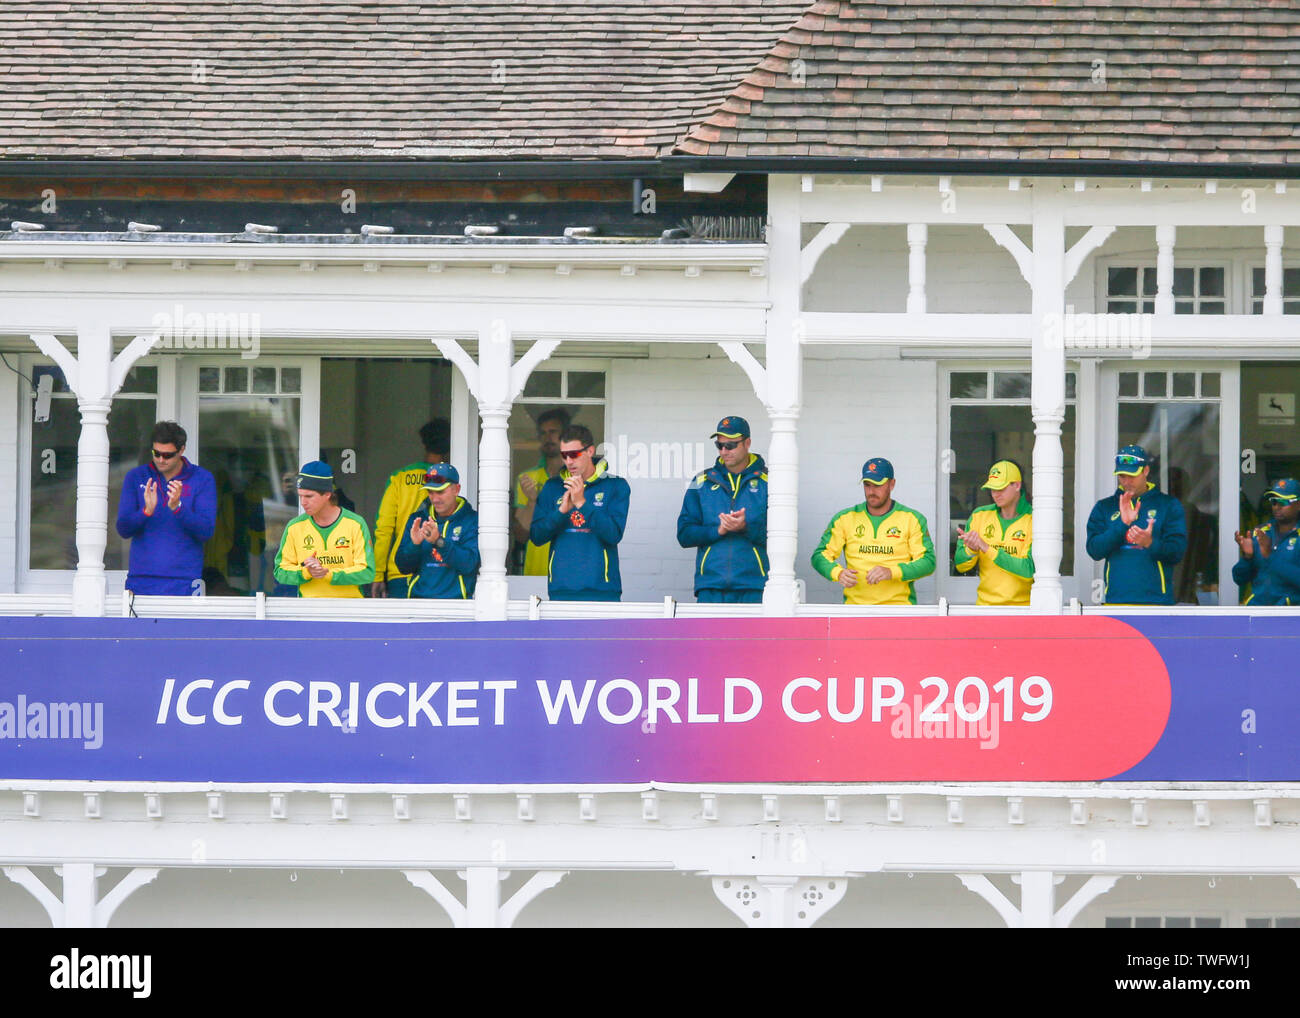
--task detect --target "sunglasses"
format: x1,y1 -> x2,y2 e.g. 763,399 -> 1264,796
151,448 -> 179,461
1115,455 -> 1145,466
715,441 -> 741,451
560,448 -> 590,460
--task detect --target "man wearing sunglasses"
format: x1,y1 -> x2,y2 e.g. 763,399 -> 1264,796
395,465 -> 480,599
676,415 -> 768,603
530,424 -> 630,601
1086,444 -> 1187,605
1232,478 -> 1300,606
115,421 -> 217,596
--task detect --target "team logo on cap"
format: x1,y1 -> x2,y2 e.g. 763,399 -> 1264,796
868,462 -> 878,471
721,418 -> 731,428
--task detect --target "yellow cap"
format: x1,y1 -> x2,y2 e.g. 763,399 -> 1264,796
982,460 -> 1022,491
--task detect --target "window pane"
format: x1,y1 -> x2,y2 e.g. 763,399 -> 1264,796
1285,267 -> 1300,296
223,366 -> 248,393
1108,267 -> 1137,297
199,366 -> 220,393
251,366 -> 277,394
1286,301 -> 1300,316
522,370 -> 561,399
1200,301 -> 1225,315
1135,917 -> 1160,929
1174,301 -> 1193,315
1141,300 -> 1155,314
1141,267 -> 1158,296
1065,372 -> 1077,401
993,372 -> 1031,399
1201,373 -> 1220,397
1193,917 -> 1222,928
1172,372 -> 1196,397
1164,916 -> 1191,928
949,372 -> 987,399
567,371 -> 605,399
1245,918 -> 1271,928
1104,917 -> 1132,928
1118,372 -> 1138,397
1173,267 -> 1194,296
1108,301 -> 1138,314
119,365 -> 157,394
199,396 -> 301,594
280,367 -> 301,394
1278,917 -> 1300,929
29,398 -> 157,570
1199,266 -> 1225,297
1144,373 -> 1167,397
1252,266 -> 1265,296
1251,300 -> 1264,316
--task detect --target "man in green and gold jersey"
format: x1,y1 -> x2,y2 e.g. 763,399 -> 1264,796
274,461 -> 376,598
954,460 -> 1034,606
812,457 -> 935,606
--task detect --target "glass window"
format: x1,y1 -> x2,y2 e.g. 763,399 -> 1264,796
1250,265 -> 1300,315
949,372 -> 987,399
522,370 -> 562,399
1108,263 -> 1228,314
1238,363 -> 1300,604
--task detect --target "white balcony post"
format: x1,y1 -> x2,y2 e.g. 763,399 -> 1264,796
1155,224 -> 1176,316
70,325 -> 113,617
906,223 -> 928,313
763,174 -> 804,617
474,321 -> 513,620
1029,190 -> 1066,613
1264,225 -> 1285,315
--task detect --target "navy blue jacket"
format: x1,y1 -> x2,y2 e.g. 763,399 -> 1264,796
676,454 -> 769,593
115,458 -> 217,581
394,497 -> 479,599
1232,522 -> 1300,606
1086,485 -> 1187,605
530,461 -> 630,600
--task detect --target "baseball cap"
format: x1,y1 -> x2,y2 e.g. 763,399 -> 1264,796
710,415 -> 750,440
424,464 -> 460,491
1114,445 -> 1151,476
982,460 -> 1022,491
861,458 -> 895,485
1266,478 -> 1300,504
296,460 -> 334,493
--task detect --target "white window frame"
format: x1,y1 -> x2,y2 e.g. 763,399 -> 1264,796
1097,258 -> 1231,315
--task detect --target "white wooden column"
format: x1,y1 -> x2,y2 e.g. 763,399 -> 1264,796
435,329 -> 558,620
906,223 -> 928,313
1264,225 -> 1285,315
1028,192 -> 1066,613
1155,224 -> 1176,315
32,325 -> 158,616
762,175 -> 804,617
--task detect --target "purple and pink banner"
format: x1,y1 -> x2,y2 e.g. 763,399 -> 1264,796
0,614 -> 1286,782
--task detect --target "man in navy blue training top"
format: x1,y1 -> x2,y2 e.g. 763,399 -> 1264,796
1085,444 -> 1187,605
115,421 -> 217,596
677,414 -> 768,604
1233,478 -> 1300,606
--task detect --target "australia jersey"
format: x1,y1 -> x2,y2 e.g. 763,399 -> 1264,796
274,508 -> 376,598
373,462 -> 432,583
954,497 -> 1034,606
812,501 -> 935,605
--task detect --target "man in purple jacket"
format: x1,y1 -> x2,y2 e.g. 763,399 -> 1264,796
115,421 -> 217,595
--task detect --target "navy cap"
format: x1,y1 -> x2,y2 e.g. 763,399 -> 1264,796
1266,478 -> 1300,504
861,457 -> 895,485
710,415 -> 750,440
296,460 -> 334,493
1114,445 -> 1151,476
423,464 -> 460,491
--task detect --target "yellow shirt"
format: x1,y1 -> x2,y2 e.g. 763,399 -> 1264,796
373,462 -> 430,582
954,497 -> 1034,606
812,501 -> 936,605
515,465 -> 553,576
274,508 -> 375,598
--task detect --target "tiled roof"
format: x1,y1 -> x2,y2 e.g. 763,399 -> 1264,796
676,0 -> 1300,165
0,0 -> 809,160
